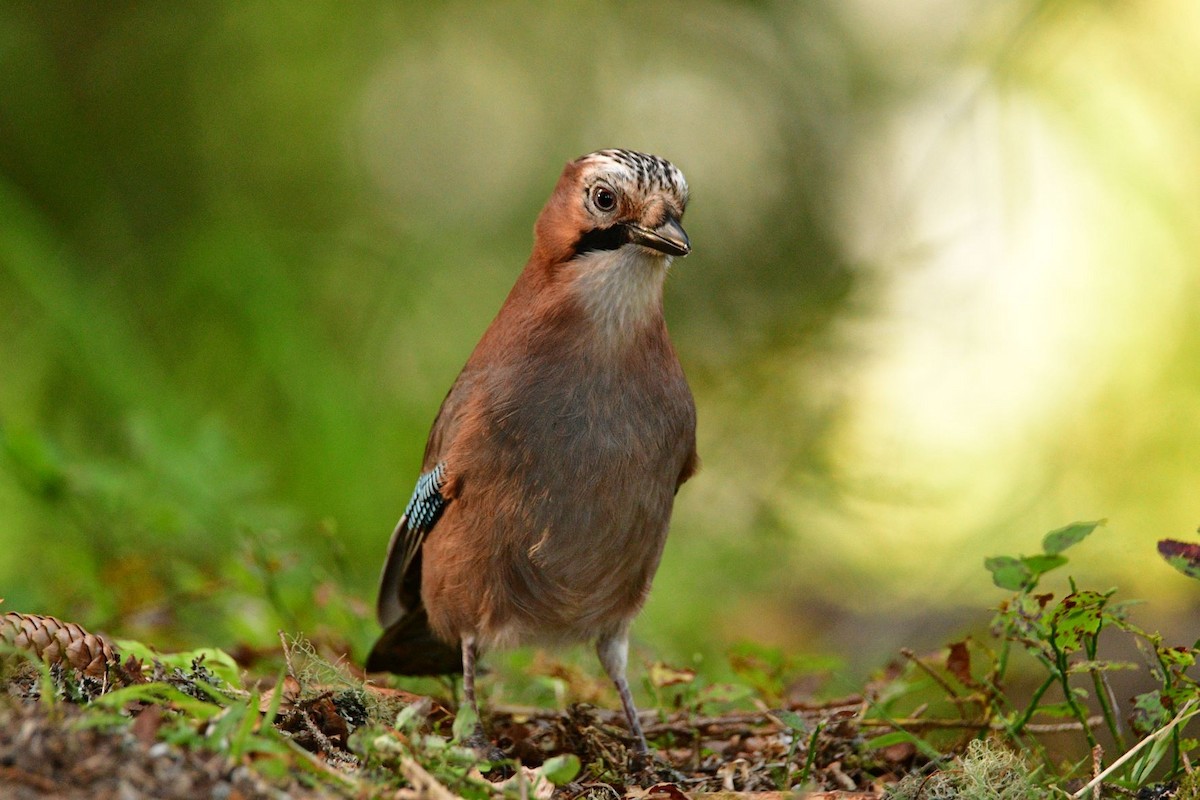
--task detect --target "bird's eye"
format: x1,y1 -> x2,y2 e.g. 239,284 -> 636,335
591,185 -> 617,212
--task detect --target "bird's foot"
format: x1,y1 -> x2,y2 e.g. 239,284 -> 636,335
629,748 -> 688,784
461,726 -> 510,768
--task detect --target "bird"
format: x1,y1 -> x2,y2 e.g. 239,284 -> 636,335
366,148 -> 698,756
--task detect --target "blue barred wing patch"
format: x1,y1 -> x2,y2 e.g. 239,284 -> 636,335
396,462 -> 447,579
404,462 -> 447,534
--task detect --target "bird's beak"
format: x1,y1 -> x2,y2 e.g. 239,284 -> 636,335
627,216 -> 690,257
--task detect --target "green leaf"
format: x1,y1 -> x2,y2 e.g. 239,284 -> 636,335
261,670 -> 286,729
1158,539 -> 1200,581
1130,690 -> 1170,737
540,754 -> 581,785
1050,591 -> 1107,653
451,703 -> 479,743
985,556 -> 1031,591
91,682 -> 224,719
773,709 -> 808,732
228,694 -> 262,760
864,731 -> 915,749
1042,520 -> 1104,555
1159,645 -> 1197,669
1021,553 -> 1067,576
394,703 -> 424,732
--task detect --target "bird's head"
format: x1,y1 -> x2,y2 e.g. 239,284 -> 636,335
533,149 -> 690,269
523,150 -> 691,344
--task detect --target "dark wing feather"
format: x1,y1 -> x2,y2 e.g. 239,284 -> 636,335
369,359 -> 475,675
374,462 -> 448,629
365,605 -> 461,675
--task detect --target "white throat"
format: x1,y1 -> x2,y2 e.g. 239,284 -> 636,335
566,246 -> 670,349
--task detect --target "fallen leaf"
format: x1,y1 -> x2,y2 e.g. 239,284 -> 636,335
945,641 -> 972,687
649,662 -> 697,688
645,782 -> 690,800
131,704 -> 163,748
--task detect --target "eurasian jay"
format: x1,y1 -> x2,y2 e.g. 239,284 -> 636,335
366,149 -> 697,755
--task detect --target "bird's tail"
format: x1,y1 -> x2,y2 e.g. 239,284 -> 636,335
365,606 -> 462,675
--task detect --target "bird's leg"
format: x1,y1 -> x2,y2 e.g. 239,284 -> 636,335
597,630 -> 649,755
459,635 -> 489,747
457,636 -> 509,767
462,635 -> 479,715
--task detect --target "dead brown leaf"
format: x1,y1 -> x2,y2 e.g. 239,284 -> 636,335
945,641 -> 973,688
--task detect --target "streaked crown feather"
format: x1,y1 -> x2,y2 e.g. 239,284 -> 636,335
574,149 -> 689,209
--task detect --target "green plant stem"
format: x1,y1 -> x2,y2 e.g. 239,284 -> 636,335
796,720 -> 824,788
1084,627 -> 1126,752
1087,665 -> 1124,752
1054,650 -> 1098,752
1009,672 -> 1057,737
1172,723 -> 1181,776
993,598 -> 1021,687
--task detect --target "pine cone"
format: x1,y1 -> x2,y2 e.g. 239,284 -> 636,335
0,612 -> 119,677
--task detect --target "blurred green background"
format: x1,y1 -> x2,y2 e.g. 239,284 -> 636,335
3,2 -> 1200,687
